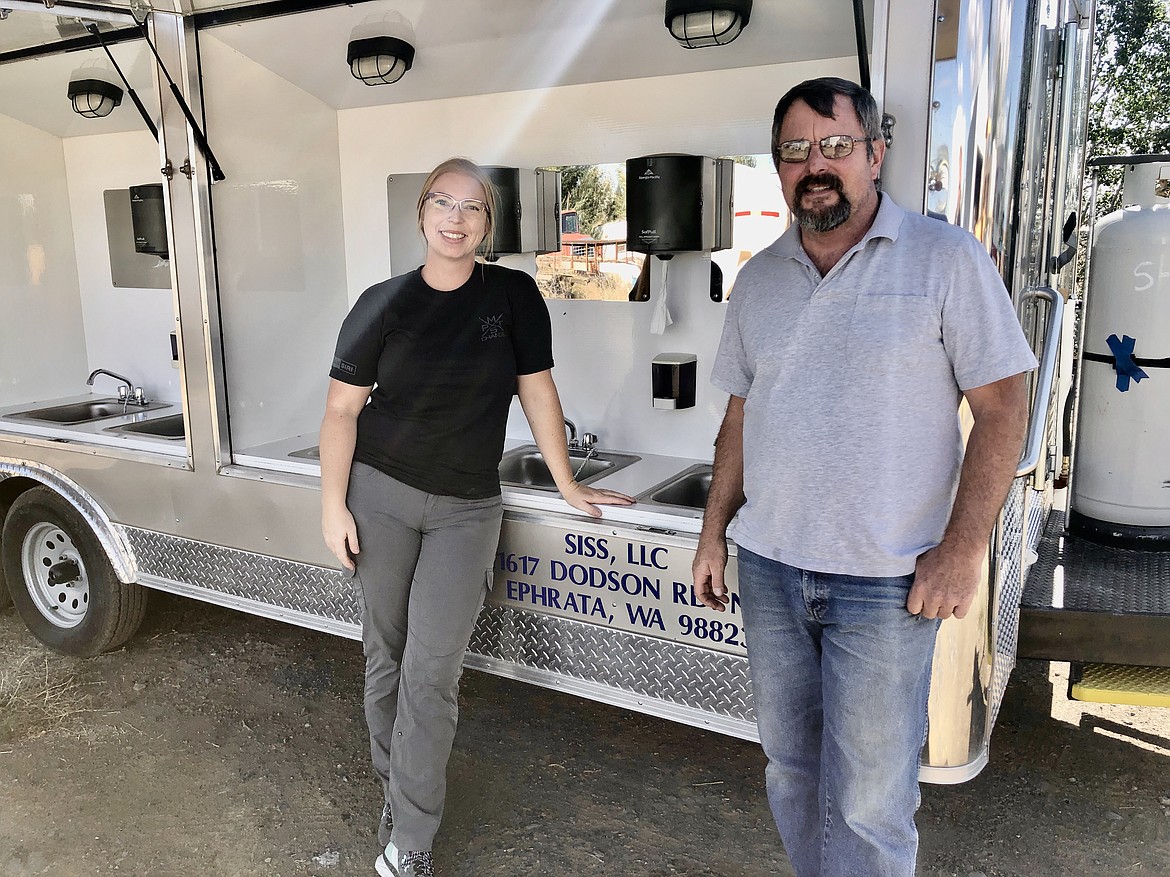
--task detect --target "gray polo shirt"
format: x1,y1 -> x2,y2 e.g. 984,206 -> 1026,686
711,194 -> 1037,577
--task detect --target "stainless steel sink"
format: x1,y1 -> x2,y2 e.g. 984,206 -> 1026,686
637,463 -> 713,510
11,398 -> 170,425
289,446 -> 320,460
106,414 -> 185,440
499,444 -> 640,491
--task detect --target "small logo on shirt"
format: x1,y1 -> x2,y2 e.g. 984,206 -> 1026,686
480,315 -> 506,341
332,356 -> 357,375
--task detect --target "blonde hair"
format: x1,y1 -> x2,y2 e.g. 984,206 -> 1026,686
416,157 -> 497,258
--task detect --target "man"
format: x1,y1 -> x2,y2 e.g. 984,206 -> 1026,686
692,77 -> 1036,877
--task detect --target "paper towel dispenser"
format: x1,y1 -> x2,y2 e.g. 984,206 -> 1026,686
129,184 -> 168,259
626,154 -> 732,256
482,166 -> 561,257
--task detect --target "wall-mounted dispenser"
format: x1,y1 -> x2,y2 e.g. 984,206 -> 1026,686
482,166 -> 561,257
129,184 -> 168,259
626,154 -> 732,256
104,188 -> 171,289
388,167 -> 560,276
652,352 -> 697,409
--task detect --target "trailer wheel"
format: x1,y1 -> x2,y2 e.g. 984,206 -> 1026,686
0,493 -> 13,611
1,487 -> 147,657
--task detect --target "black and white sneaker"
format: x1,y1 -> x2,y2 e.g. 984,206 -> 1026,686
377,802 -> 393,847
375,841 -> 434,877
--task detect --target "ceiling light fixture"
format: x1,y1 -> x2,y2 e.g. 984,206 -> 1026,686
82,21 -> 158,140
664,0 -> 753,48
67,77 -> 122,118
347,36 -> 415,86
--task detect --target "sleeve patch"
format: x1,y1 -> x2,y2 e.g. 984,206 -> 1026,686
332,356 -> 358,376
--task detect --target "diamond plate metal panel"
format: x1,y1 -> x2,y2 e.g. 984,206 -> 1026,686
989,477 -> 1029,730
1026,485 -> 1050,556
1024,512 -> 1170,613
124,527 -> 360,623
470,604 -> 755,722
121,527 -> 757,725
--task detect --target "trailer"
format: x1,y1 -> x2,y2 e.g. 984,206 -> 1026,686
2,0 -> 1160,787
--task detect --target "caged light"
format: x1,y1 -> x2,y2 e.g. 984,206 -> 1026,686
67,78 -> 123,118
665,0 -> 753,48
347,36 -> 416,86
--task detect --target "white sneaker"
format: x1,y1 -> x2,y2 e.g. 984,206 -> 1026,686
375,841 -> 434,877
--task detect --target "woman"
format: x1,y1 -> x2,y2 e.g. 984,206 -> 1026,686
319,157 -> 633,877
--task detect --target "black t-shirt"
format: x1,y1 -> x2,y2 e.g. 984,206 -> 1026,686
329,264 -> 553,499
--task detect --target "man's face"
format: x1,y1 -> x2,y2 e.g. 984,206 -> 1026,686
775,94 -> 885,233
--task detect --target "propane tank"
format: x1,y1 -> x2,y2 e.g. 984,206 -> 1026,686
1071,157 -> 1170,548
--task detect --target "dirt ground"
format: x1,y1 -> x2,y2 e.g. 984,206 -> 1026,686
1,592 -> 1168,877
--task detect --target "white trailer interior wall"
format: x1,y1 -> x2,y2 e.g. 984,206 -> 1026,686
62,130 -> 182,406
0,113 -> 90,407
332,61 -> 845,458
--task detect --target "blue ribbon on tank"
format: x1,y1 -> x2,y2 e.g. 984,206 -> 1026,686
1105,333 -> 1148,392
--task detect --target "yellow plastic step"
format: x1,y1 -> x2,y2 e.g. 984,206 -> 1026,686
1071,663 -> 1170,708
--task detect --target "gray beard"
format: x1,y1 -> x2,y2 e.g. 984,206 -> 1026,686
794,195 -> 852,232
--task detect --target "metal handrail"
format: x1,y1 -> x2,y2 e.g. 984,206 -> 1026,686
1016,286 -> 1064,477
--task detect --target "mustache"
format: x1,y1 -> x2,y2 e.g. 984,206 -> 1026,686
795,173 -> 844,200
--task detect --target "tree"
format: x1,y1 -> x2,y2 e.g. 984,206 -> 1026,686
1087,0 -> 1170,211
555,165 -> 624,238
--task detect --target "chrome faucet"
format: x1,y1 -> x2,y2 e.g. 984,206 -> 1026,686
86,369 -> 148,407
564,418 -> 578,448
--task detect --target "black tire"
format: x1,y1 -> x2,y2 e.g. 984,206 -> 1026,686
1,486 -> 147,657
0,492 -> 12,611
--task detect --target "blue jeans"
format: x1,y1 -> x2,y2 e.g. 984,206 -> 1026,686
736,547 -> 941,877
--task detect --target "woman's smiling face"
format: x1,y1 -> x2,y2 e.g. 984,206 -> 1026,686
421,171 -> 490,263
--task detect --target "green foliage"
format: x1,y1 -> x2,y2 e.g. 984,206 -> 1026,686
554,165 -> 624,238
1088,0 -> 1170,211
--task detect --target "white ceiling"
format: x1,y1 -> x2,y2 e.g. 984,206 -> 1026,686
0,0 -> 873,136
0,19 -> 157,137
206,0 -> 870,111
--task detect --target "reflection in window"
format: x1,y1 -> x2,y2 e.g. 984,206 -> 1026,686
534,157 -> 787,302
536,163 -> 639,301
711,155 -> 788,299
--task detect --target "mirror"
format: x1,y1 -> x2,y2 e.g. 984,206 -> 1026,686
535,155 -> 787,302
535,163 -> 638,301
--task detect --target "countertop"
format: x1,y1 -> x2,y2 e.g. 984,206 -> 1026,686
0,399 -> 711,535
0,394 -> 186,458
238,434 -> 712,534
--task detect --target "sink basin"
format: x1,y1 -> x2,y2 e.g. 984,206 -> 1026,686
107,414 -> 185,440
11,398 -> 170,425
289,446 -> 320,460
638,463 -> 713,510
499,444 -> 640,491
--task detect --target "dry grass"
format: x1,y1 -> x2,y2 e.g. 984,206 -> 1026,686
0,646 -> 95,744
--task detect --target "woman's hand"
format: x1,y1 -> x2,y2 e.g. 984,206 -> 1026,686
322,503 -> 360,572
560,481 -> 635,518
319,379 -> 371,573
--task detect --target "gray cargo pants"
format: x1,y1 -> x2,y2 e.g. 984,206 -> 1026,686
346,461 -> 503,852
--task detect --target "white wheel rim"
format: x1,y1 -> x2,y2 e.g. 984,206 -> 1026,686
20,522 -> 90,628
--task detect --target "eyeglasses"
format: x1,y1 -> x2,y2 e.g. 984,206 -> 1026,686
424,191 -> 489,216
775,135 -> 877,163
